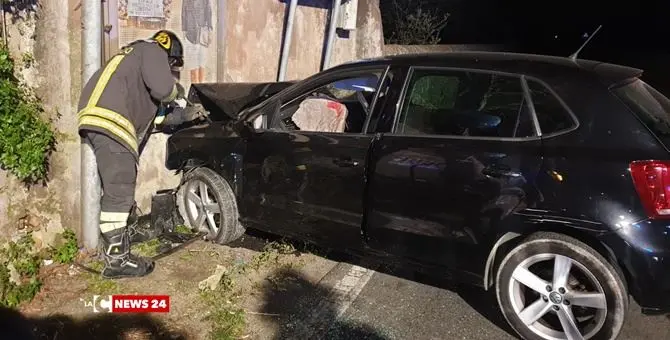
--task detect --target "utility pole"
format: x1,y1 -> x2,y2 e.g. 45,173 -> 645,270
81,0 -> 103,251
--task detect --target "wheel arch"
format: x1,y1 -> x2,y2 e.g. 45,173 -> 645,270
483,223 -> 630,294
176,154 -> 243,198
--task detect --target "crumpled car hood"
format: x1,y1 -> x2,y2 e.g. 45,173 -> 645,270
188,81 -> 296,121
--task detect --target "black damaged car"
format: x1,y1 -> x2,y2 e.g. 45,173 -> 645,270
164,52 -> 670,340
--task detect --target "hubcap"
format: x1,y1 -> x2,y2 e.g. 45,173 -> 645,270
508,253 -> 608,340
184,180 -> 221,236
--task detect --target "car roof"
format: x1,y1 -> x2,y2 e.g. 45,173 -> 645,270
341,51 -> 643,86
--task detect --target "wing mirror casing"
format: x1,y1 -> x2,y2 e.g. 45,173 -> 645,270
233,118 -> 261,139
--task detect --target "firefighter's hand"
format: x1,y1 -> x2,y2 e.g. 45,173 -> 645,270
175,83 -> 186,100
181,104 -> 209,122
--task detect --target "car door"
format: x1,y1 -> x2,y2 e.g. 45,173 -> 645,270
240,65 -> 398,250
364,66 -> 544,277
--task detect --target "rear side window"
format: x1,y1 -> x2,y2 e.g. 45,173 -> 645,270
396,69 -> 536,138
526,80 -> 576,135
612,79 -> 670,140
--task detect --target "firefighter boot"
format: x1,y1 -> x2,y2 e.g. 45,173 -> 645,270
127,205 -> 163,243
100,227 -> 155,279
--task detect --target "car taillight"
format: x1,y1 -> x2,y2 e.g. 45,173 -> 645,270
630,160 -> 670,219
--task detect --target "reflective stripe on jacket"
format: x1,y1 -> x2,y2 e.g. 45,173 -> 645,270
77,40 -> 179,160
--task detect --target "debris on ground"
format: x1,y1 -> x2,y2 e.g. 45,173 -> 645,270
199,264 -> 228,291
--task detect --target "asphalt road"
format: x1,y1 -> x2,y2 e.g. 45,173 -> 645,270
321,264 -> 670,340
237,233 -> 670,340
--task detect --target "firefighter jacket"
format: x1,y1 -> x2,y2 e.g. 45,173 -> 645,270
77,40 -> 180,161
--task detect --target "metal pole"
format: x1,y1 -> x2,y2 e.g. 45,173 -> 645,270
216,0 -> 227,82
321,0 -> 341,71
277,0 -> 297,81
81,0 -> 103,251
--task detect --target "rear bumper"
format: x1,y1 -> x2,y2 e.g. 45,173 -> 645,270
603,221 -> 670,315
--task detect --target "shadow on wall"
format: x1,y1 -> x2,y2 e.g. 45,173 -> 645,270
0,306 -> 187,340
259,267 -> 389,339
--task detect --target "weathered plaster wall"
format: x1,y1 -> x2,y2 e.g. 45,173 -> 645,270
0,0 -> 80,247
356,0 -> 384,60
223,0 -> 384,82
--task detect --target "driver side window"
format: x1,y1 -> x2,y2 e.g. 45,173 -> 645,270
275,69 -> 386,134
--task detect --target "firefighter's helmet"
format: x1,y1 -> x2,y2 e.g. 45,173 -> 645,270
151,30 -> 184,71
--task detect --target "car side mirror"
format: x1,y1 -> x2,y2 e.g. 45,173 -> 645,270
253,115 -> 264,129
234,118 -> 263,139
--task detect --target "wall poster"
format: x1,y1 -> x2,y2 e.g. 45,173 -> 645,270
117,0 -> 217,87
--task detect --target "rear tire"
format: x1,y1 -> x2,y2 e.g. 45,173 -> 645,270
176,167 -> 246,244
495,232 -> 627,340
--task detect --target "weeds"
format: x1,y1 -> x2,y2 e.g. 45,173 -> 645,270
49,229 -> 78,264
0,234 -> 42,307
245,240 -> 296,272
200,270 -> 247,340
200,239 -> 297,339
0,45 -> 56,184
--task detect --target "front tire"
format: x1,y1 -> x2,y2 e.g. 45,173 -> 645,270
495,232 -> 627,340
176,167 -> 246,244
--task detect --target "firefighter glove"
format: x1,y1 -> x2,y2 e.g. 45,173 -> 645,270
175,83 -> 186,100
182,104 -> 208,122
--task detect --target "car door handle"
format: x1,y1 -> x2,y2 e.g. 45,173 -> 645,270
333,157 -> 359,167
482,165 -> 521,177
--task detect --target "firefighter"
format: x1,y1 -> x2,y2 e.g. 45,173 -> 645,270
77,30 -> 203,279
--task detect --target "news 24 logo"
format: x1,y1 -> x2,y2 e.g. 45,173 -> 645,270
80,295 -> 113,313
80,295 -> 171,313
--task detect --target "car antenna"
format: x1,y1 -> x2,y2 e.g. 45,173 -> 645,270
569,24 -> 603,61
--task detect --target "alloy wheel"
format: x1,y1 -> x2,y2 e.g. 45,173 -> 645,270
508,253 -> 607,340
184,179 -> 221,236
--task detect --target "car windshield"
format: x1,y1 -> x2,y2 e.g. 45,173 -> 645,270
612,79 -> 670,137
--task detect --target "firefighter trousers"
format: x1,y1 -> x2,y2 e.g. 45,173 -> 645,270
82,131 -> 137,235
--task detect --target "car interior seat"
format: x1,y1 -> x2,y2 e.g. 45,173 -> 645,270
292,97 -> 349,133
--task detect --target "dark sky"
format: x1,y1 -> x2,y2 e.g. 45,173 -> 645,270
407,0 -> 670,90
438,1 -> 668,52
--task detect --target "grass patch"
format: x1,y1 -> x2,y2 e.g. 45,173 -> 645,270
199,240 -> 297,339
0,229 -> 86,307
175,225 -> 194,234
85,260 -> 119,295
179,253 -> 194,261
131,238 -> 161,257
200,269 -> 246,340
